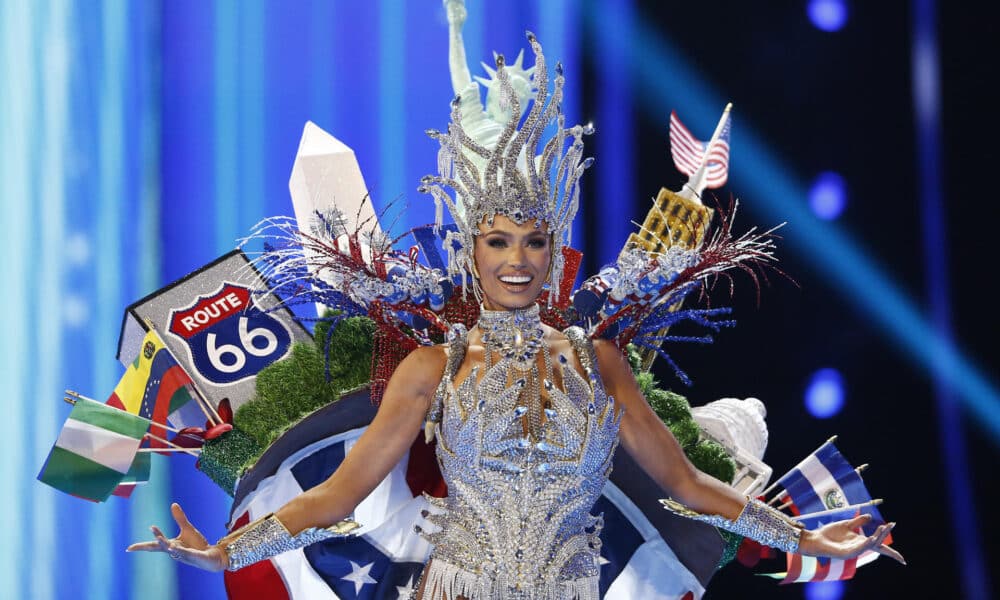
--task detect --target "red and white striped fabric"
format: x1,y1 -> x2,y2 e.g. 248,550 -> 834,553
669,110 -> 731,189
780,550 -> 879,584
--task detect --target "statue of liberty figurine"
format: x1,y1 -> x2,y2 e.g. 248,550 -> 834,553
444,0 -> 539,170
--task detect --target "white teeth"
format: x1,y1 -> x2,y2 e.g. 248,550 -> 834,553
500,275 -> 532,284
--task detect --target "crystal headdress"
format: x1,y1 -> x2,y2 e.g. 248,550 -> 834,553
419,32 -> 593,303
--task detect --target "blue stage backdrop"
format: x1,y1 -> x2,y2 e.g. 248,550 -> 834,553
3,2 -> 997,600
0,2 -> 588,599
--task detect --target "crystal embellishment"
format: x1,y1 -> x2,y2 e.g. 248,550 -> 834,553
420,326 -> 622,599
419,34 -> 594,304
224,514 -> 360,572
477,303 -> 545,370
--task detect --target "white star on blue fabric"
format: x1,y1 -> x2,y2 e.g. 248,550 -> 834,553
395,574 -> 417,598
341,560 -> 377,595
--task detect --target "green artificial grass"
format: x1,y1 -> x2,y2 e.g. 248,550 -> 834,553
198,314 -> 376,493
198,428 -> 263,497
633,367 -> 737,485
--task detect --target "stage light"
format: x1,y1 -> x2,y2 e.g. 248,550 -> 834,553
583,1 -> 1000,441
809,171 -> 847,220
807,0 -> 849,32
805,580 -> 846,600
805,368 -> 845,418
585,4 -> 995,595
63,295 -> 90,327
65,233 -> 91,265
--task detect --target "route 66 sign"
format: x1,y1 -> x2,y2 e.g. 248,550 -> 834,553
168,284 -> 293,385
117,250 -> 312,411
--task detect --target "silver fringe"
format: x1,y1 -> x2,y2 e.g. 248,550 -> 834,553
419,557 -> 600,600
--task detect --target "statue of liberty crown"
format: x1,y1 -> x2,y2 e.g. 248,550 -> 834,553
419,32 -> 593,303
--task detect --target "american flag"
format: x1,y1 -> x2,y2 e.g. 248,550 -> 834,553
669,110 -> 731,189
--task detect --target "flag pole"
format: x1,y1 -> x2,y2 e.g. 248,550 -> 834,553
792,499 -> 884,523
679,102 -> 732,203
759,435 -> 838,500
63,392 -> 185,435
143,432 -> 200,457
138,447 -> 200,454
202,396 -> 225,428
139,319 -> 223,427
190,389 -> 222,427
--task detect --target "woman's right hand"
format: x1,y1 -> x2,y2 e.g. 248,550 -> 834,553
126,502 -> 229,572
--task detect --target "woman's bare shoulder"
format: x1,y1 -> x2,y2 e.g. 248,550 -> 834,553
542,324 -> 571,347
591,338 -> 633,383
380,345 -> 449,411
547,326 -> 617,363
591,337 -> 617,355
398,344 -> 448,374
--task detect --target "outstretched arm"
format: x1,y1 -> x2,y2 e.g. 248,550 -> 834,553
127,345 -> 446,570
593,340 -> 903,564
594,340 -> 747,518
272,345 -> 444,534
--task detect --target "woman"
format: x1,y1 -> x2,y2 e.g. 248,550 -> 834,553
128,32 -> 902,600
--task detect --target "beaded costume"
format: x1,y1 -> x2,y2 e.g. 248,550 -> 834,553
221,3 -> 811,598
39,2 -> 901,598
418,307 -> 620,599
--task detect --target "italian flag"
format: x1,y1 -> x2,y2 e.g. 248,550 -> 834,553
112,451 -> 152,498
38,399 -> 149,502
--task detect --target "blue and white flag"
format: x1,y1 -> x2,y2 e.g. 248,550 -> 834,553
775,441 -> 885,535
760,440 -> 893,584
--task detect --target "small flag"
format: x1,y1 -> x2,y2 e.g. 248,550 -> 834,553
111,451 -> 152,498
38,399 -> 149,502
761,441 -> 892,584
762,547 -> 882,584
776,442 -> 885,536
771,554 -> 857,584
669,110 -> 731,189
107,329 -> 203,444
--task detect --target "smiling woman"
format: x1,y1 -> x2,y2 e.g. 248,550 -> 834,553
127,8 -> 900,598
474,216 -> 553,310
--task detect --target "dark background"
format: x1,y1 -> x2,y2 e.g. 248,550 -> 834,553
577,2 -> 998,598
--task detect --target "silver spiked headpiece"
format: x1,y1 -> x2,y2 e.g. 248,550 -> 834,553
419,32 -> 593,303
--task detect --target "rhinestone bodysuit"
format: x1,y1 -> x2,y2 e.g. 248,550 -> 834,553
418,312 -> 622,600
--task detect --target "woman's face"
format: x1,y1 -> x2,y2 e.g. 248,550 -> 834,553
473,215 -> 552,311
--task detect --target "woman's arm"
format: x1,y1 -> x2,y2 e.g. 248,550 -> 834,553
128,344 -> 446,569
593,340 -> 902,563
274,345 -> 445,534
593,340 -> 746,519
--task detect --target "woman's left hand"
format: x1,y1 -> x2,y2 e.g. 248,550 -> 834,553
797,514 -> 905,565
125,502 -> 229,571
